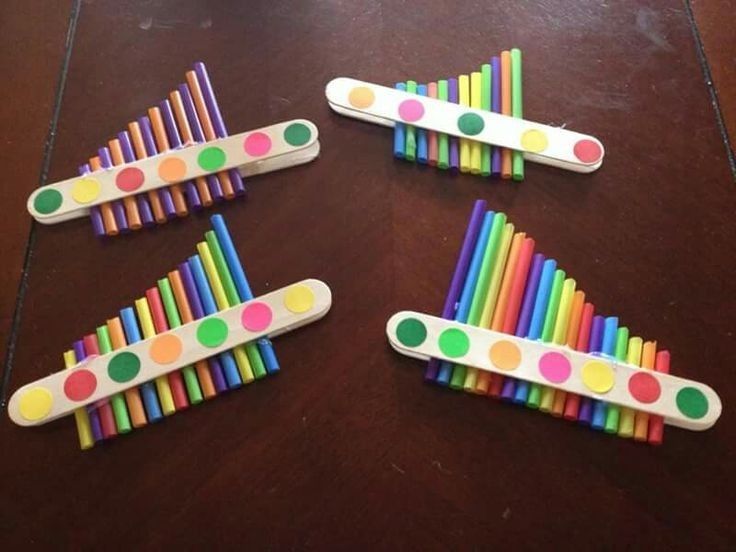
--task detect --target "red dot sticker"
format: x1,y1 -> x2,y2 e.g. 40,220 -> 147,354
243,132 -> 272,157
573,139 -> 603,164
241,302 -> 273,332
628,372 -> 661,404
63,369 -> 97,402
398,99 -> 425,123
115,167 -> 145,192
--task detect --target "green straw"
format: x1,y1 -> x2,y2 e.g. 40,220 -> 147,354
480,64 -> 492,176
96,325 -> 132,433
405,81 -> 418,162
511,48 -> 524,181
533,269 -> 566,409
604,327 -> 629,433
437,80 -> 449,169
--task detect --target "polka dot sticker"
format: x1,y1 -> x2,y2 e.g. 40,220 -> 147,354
116,167 -> 145,192
538,351 -> 572,384
438,328 -> 470,358
396,318 -> 427,348
398,99 -> 425,123
34,189 -> 63,215
348,86 -> 375,109
457,113 -> 484,136
676,387 -> 709,419
241,302 -> 273,332
197,318 -> 229,348
158,157 -> 187,183
63,369 -> 97,402
581,360 -> 615,394
489,340 -> 521,371
18,387 -> 53,421
283,122 -> 312,147
520,129 -> 549,153
108,352 -> 141,383
71,178 -> 101,204
149,334 -> 183,364
573,139 -> 603,164
284,284 -> 315,314
628,372 -> 661,404
243,132 -> 272,157
198,147 -> 226,172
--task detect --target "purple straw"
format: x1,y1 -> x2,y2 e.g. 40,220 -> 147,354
491,57 -> 502,176
138,116 -> 177,218
179,262 -> 227,393
117,132 -> 155,226
98,148 -> 129,232
73,340 -> 103,442
178,83 -> 224,201
515,254 -> 545,337
448,78 -> 460,171
80,163 -> 105,236
425,200 -> 487,381
194,62 -> 245,195
160,99 -> 202,210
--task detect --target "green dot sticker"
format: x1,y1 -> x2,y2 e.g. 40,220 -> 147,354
457,113 -> 485,136
283,122 -> 312,147
33,189 -> 63,215
107,352 -> 141,383
676,387 -> 708,419
197,146 -> 226,172
197,317 -> 229,348
396,318 -> 427,347
438,328 -> 470,358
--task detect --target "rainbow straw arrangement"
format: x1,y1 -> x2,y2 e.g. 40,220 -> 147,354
394,48 -> 525,180
79,62 -> 245,237
67,214 -> 278,449
424,199 -> 670,444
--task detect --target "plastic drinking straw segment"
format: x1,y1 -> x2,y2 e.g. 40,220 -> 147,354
97,148 -> 129,232
425,199 -> 487,381
490,56 -> 502,177
117,131 -> 155,227
648,350 -> 670,445
437,80 -> 450,169
128,121 -> 167,223
634,341 -> 657,441
480,64 -> 492,177
545,276 -> 576,413
458,75 -> 471,173
561,291 -> 586,418
393,83 -> 407,159
108,138 -> 143,229
416,84 -> 429,164
158,100 -> 201,210
95,324 -> 132,433
604,325 -> 629,431
469,72 -> 482,174
500,51 -> 512,179
404,81 -> 418,162
139,116 -> 177,218
81,334 -> 117,438
448,78 -> 460,171
618,337 -> 643,436
427,83 -> 439,166
590,316 -> 618,428
511,254 -> 544,403
87,157 -> 118,235
510,48 -> 524,181
536,269 -> 565,411
107,317 -> 147,428
71,341 -> 102,443
63,350 -> 93,450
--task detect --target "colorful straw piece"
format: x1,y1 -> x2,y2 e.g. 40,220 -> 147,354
410,200 -> 720,443
10,279 -> 331,427
29,63 -> 320,235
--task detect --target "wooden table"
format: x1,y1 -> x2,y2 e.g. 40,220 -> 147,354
2,1 -> 734,548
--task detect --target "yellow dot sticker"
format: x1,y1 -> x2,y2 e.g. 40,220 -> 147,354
520,129 -> 549,153
158,157 -> 187,183
348,86 -> 375,109
18,387 -> 53,421
489,340 -> 521,371
581,360 -> 615,394
284,284 -> 315,314
149,334 -> 183,364
71,178 -> 101,204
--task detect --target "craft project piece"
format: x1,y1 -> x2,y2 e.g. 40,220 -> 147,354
326,50 -> 604,176
385,200 -> 720,442
8,215 -> 332,448
28,63 -> 320,235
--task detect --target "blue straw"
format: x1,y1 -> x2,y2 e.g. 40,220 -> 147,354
120,307 -> 163,422
591,317 -> 618,429
393,83 -> 407,158
416,84 -> 428,164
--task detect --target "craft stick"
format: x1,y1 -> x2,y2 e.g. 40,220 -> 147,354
618,337 -> 643,437
72,341 -> 102,442
427,83 -> 439,166
490,56 -> 502,176
107,317 -> 147,427
500,51 -> 512,179
437,80 -> 450,169
393,83 -> 407,159
63,350 -> 94,450
511,48 -> 524,181
159,99 -> 201,210
634,341 -> 657,441
78,164 -> 105,236
82,334 -> 117,439
480,64 -> 492,177
117,131 -> 155,226
88,156 -> 118,235
469,72 -> 482,174
108,139 -> 143,229
97,148 -> 129,232
96,325 -> 132,433
138,116 -> 177,218
458,75 -> 471,173
128,121 -> 166,223
416,84 -> 429,164
426,200 -> 487,381
448,78 -> 460,171
648,350 -> 670,445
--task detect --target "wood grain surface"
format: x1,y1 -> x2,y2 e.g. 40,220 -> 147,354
1,0 -> 734,549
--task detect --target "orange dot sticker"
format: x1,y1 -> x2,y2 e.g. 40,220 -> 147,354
149,334 -> 183,364
489,340 -> 521,371
348,86 -> 375,109
158,157 -> 187,183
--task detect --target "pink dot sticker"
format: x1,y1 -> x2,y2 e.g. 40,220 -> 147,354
63,369 -> 97,402
628,372 -> 661,404
398,99 -> 425,123
241,302 -> 273,332
573,139 -> 603,164
243,132 -> 272,157
538,352 -> 572,384
115,167 -> 145,192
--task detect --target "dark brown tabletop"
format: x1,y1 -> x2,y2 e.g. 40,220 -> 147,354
1,0 -> 734,548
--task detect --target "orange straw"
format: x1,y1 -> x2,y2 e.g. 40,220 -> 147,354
89,156 -> 118,235
148,107 -> 188,216
128,121 -> 166,223
647,350 -> 670,445
107,317 -> 146,427
108,139 -> 142,229
633,341 -> 657,440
